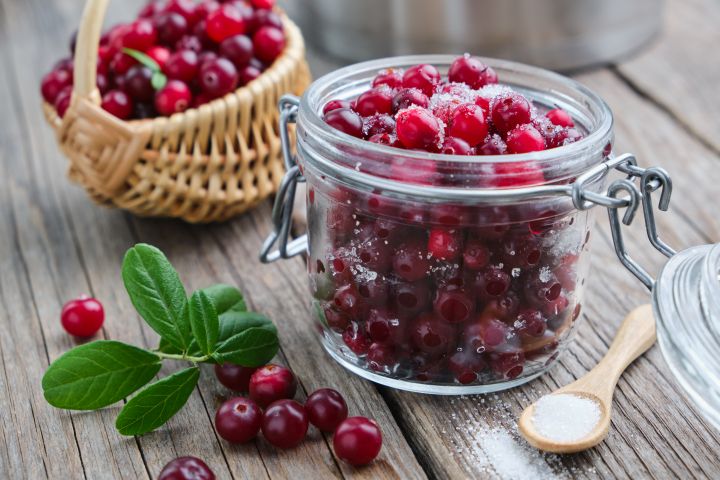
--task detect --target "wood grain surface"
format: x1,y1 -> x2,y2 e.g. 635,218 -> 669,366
1,0 -> 718,478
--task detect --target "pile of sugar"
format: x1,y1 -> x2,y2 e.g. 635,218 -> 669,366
532,393 -> 601,442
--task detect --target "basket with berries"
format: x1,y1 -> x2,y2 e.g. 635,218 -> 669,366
41,0 -> 310,222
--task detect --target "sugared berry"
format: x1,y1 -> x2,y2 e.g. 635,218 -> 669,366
491,93 -> 532,134
546,108 -> 574,128
402,64 -> 440,96
448,55 -> 495,89
395,108 -> 441,149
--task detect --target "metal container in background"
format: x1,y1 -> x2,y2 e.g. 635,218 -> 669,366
283,0 -> 663,71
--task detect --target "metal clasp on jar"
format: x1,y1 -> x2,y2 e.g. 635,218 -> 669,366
260,94 -> 678,291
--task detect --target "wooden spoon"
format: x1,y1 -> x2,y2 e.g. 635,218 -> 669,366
518,304 -> 656,453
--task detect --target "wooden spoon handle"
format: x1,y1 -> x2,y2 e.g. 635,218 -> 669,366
561,304 -> 656,399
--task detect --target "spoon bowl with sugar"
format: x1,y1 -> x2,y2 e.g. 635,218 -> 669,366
518,304 -> 656,453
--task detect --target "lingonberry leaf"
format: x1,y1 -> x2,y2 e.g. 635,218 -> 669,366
218,311 -> 276,342
122,244 -> 191,352
202,284 -> 246,314
214,326 -> 279,367
122,47 -> 161,72
42,340 -> 161,410
116,367 -> 200,436
188,290 -> 219,356
151,71 -> 167,91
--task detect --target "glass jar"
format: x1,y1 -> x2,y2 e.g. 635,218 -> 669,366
265,55 -> 615,394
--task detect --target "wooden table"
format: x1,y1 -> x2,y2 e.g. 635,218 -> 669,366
2,0 -> 719,478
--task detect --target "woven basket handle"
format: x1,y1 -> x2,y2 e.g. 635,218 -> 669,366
73,0 -> 109,101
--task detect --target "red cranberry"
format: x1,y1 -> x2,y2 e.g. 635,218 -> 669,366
356,239 -> 392,273
61,296 -> 104,337
363,114 -> 395,137
155,12 -> 189,46
389,156 -> 438,185
402,64 -> 440,96
199,58 -> 238,98
463,238 -> 490,270
440,136 -> 473,155
427,228 -> 461,261
523,273 -> 563,308
490,348 -> 525,379
342,323 -> 371,355
101,90 -> 133,119
367,342 -> 397,371
121,19 -> 157,51
324,304 -> 351,332
392,88 -> 429,112
123,65 -> 154,103
434,286 -> 474,324
430,204 -> 473,226
323,99 -> 352,114
514,309 -> 547,338
96,72 -> 111,95
491,93 -> 532,134
248,9 -> 283,34
373,69 -> 403,89
262,399 -> 308,449
206,4 -> 245,42
252,26 -> 285,63
448,55 -> 495,89
500,235 -> 542,269
214,363 -> 257,392
164,49 -> 199,83
482,291 -> 520,321
489,161 -> 545,188
411,313 -> 456,356
546,127 -> 583,148
155,80 -> 192,115
146,45 -> 171,69
333,417 -> 382,466
356,277 -> 390,306
324,108 -> 363,138
448,350 -> 486,384
249,364 -> 298,407
165,0 -> 196,24
354,87 -> 394,116
110,51 -> 137,75
393,280 -> 431,316
215,397 -> 262,443
238,64 -> 261,85
472,207 -> 511,240
219,34 -> 253,68
158,457 -> 215,480
506,124 -> 546,153
475,266 -> 510,299
393,240 -> 430,282
305,388 -> 348,432
449,103 -> 488,147
334,284 -> 365,318
476,134 -> 507,156
366,308 -> 407,345
41,68 -> 73,104
396,108 -> 441,149
546,108 -> 574,128
192,1 -> 220,25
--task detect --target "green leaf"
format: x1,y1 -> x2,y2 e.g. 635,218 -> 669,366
116,367 -> 199,436
218,311 -> 276,342
188,290 -> 219,356
214,327 -> 279,367
42,341 -> 161,410
122,244 -> 191,352
122,48 -> 161,72
202,284 -> 246,314
151,71 -> 167,91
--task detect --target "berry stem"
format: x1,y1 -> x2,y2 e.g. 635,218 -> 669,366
154,350 -> 211,363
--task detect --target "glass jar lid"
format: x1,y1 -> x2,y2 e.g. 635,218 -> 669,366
653,242 -> 720,430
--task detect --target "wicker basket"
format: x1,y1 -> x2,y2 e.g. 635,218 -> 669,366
43,0 -> 311,223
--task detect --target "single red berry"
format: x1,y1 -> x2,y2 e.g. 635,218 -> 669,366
323,99 -> 352,115
146,45 -> 171,69
155,80 -> 192,116
491,93 -> 532,134
410,313 -> 456,356
249,364 -> 298,407
239,64 -> 262,85
463,238 -> 490,270
490,161 -> 545,187
121,19 -> 157,51
252,26 -> 285,63
427,228 -> 462,261
206,4 -> 246,42
448,54 -> 494,89
199,58 -> 239,98
158,456 -> 215,480
219,34 -> 254,68
305,388 -> 348,432
191,1 -> 220,25
395,108 -> 441,149
215,397 -> 263,443
174,35 -> 203,52
372,69 -> 403,89
123,65 -> 155,103
110,51 -> 137,75
546,108 -> 574,128
41,68 -> 73,104
354,87 -> 394,116
247,9 -> 283,34
393,240 -> 430,282
61,296 -> 104,337
433,286 -> 474,324
440,136 -> 473,155
333,417 -> 382,466
449,103 -> 488,147
165,0 -> 197,24
101,90 -> 133,119
164,49 -> 199,83
447,350 -> 486,384
342,323 -> 372,355
54,86 -> 73,118
214,363 -> 257,391
477,134 -> 507,155
363,113 -> 395,137
262,399 -> 309,449
155,12 -> 189,46
506,125 -> 546,153
402,64 -> 440,96
324,108 -> 363,138
474,266 -> 510,299
392,88 -> 429,112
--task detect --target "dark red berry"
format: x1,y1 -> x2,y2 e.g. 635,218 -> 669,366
449,103 -> 488,146
477,134 -> 507,155
214,363 -> 257,392
490,348 -> 525,379
199,58 -> 239,98
41,68 -> 73,104
342,323 -> 371,355
54,86 -> 73,118
252,26 -> 285,63
365,308 -> 407,345
395,108 -> 441,149
475,266 -> 510,299
506,124 -> 546,153
323,99 -> 352,115
372,69 -> 403,89
546,108 -> 574,128
219,34 -> 254,68
121,19 -> 157,52
215,397 -> 262,443
463,238 -> 490,270
354,87 -> 394,116
305,388 -> 348,432
165,0 -> 196,24
123,65 -> 154,103
447,350 -> 486,384
433,286 -> 474,324
206,4 -> 246,42
514,309 -> 547,338
155,80 -> 192,116
367,342 -> 397,371
402,64 -> 440,96
248,9 -> 283,34
363,114 -> 395,137
61,296 -> 104,337
393,240 -> 430,282
249,364 -> 298,407
323,108 -> 363,138
164,49 -> 199,83
158,456 -> 215,480
155,12 -> 189,46
491,93 -> 532,134
392,88 -> 429,112
333,417 -> 383,466
262,399 -> 309,449
448,55 -> 495,89
324,304 -> 351,332
239,64 -> 262,85
101,90 -> 133,119
427,228 -> 461,261
410,313 -> 456,356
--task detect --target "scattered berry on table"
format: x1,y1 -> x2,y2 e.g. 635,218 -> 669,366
215,397 -> 263,444
214,363 -> 257,392
261,399 -> 308,449
60,296 -> 104,337
333,417 -> 383,466
305,388 -> 349,432
249,363 -> 298,407
158,456 -> 215,480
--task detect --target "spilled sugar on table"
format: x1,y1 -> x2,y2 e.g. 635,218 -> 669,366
1,0 -> 719,478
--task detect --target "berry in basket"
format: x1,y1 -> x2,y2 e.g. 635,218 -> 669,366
41,0 -> 287,120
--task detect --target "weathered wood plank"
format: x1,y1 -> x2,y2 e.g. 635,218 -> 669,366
616,0 -> 720,152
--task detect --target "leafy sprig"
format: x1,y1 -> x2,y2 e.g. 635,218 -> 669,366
42,244 -> 279,436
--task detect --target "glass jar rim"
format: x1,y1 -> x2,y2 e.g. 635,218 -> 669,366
298,54 -> 613,165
